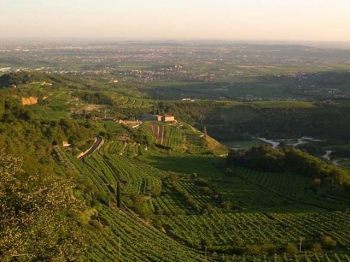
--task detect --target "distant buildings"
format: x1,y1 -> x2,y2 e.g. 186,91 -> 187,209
136,114 -> 175,122
136,114 -> 162,122
93,113 -> 175,126
181,98 -> 196,102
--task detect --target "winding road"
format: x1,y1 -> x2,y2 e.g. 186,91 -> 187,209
78,136 -> 104,161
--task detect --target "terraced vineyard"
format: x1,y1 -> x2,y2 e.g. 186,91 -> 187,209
161,211 -> 350,249
151,179 -> 213,215
112,94 -> 151,108
230,167 -> 350,210
57,144 -> 205,261
55,133 -> 350,261
146,122 -> 185,151
86,205 -> 204,262
144,121 -> 212,153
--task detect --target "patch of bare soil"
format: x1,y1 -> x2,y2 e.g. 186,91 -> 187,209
22,97 -> 38,105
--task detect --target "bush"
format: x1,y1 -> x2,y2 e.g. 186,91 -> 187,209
322,236 -> 337,249
310,243 -> 322,253
285,243 -> 298,255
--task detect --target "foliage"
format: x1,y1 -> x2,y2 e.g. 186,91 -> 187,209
310,243 -> 323,253
205,104 -> 350,143
284,243 -> 298,255
0,72 -> 42,88
322,235 -> 337,249
73,91 -> 115,105
0,152 -> 86,261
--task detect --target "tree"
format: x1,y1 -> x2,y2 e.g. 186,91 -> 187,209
116,181 -> 122,208
0,152 -> 86,261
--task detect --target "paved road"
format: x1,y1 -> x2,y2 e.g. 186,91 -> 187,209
78,136 -> 103,161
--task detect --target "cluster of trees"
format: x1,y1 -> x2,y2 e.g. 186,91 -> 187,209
73,91 -> 115,105
203,104 -> 350,143
0,97 -> 36,122
0,152 -> 86,261
0,72 -> 42,87
227,145 -> 350,190
0,116 -> 93,174
49,118 -> 94,147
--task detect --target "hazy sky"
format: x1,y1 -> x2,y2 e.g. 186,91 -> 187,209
1,0 -> 349,41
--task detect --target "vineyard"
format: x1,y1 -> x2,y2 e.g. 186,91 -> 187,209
144,121 -> 224,154
53,126 -> 350,261
86,205 -> 204,262
4,71 -> 350,261
56,144 -> 205,261
111,93 -> 152,108
228,167 -> 350,210
161,211 -> 350,251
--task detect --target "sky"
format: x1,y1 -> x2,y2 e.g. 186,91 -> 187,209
1,0 -> 350,41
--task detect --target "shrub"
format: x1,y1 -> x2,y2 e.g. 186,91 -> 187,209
285,243 -> 298,255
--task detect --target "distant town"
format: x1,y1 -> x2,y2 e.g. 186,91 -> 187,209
1,41 -> 350,101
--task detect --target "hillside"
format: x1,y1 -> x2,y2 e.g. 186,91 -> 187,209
1,73 -> 350,261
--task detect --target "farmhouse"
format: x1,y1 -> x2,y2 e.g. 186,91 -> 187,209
162,114 -> 175,122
